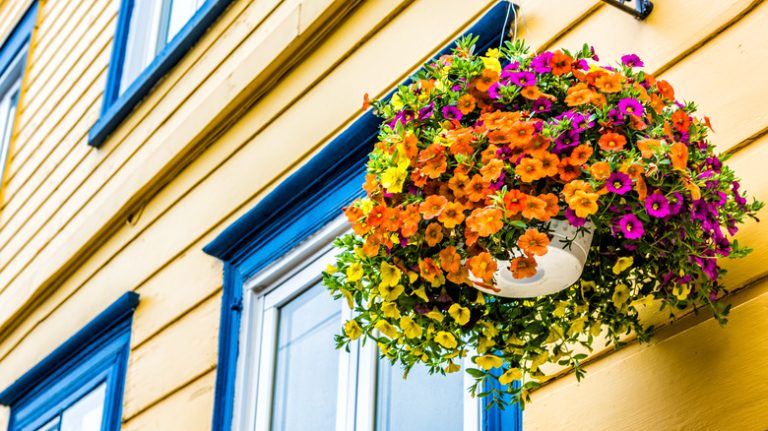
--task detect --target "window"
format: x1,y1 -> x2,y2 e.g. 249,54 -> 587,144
90,0 -> 234,148
0,293 -> 139,431
0,2 -> 37,190
234,219 -> 480,431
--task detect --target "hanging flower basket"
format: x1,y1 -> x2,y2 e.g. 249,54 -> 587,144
322,37 -> 762,407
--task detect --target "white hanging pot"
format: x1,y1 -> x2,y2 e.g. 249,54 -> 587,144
470,219 -> 595,298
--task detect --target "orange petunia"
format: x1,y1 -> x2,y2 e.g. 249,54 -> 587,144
466,208 -> 504,237
503,189 -> 527,215
402,133 -> 420,161
424,223 -> 444,247
363,234 -> 382,257
524,135 -> 550,158
564,88 -> 593,107
400,204 -> 421,237
381,207 -> 403,232
598,132 -> 627,152
480,144 -> 500,164
419,257 -> 445,286
622,162 -> 645,179
670,142 -> 689,170
411,169 -> 428,187
515,157 -> 546,183
420,195 -> 448,220
419,144 -> 448,178
521,195 -> 547,220
448,172 -> 470,198
590,92 -> 607,107
363,173 -> 378,195
567,190 -> 600,218
558,158 -> 581,181
480,159 -> 504,182
636,138 -> 661,158
509,121 -> 536,146
457,94 -> 477,115
520,86 -> 542,100
671,110 -> 691,132
569,144 -> 594,166
367,205 -> 388,228
549,51 -> 573,76
439,246 -> 462,274
589,161 -> 611,181
635,175 -> 648,202
345,205 -> 364,224
656,80 -> 675,100
487,128 -> 511,145
562,180 -> 593,201
465,174 -> 491,202
539,193 -> 560,220
536,151 -> 560,177
510,255 -> 538,279
467,252 -> 498,283
594,73 -> 622,93
438,202 -> 466,229
517,229 -> 550,256
475,69 -> 500,92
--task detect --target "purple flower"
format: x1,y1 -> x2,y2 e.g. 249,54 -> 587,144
574,59 -> 589,71
531,98 -> 552,113
618,98 -> 644,117
606,172 -> 632,195
668,192 -> 684,215
442,105 -> 463,121
510,71 -> 536,87
645,193 -> 670,218
589,46 -> 599,61
500,62 -> 520,80
531,52 -> 553,73
621,54 -> 644,68
618,213 -> 644,239
565,207 -> 587,227
417,102 -> 434,120
553,130 -> 580,153
606,108 -> 625,126
488,82 -> 502,100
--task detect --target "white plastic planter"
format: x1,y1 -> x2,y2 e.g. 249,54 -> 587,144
470,219 -> 594,298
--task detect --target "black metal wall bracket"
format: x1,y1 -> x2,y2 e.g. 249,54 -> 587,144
600,0 -> 653,20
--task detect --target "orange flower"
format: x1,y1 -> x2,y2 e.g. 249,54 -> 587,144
590,92 -> 607,107
562,180 -> 593,201
503,189 -> 527,215
569,144 -> 593,166
567,190 -> 600,218
468,252 -> 498,283
438,202 -> 466,228
363,173 -> 378,195
367,205 -> 387,227
536,151 -> 560,177
635,175 -> 648,201
345,205 -> 363,224
510,256 -> 538,279
656,80 -> 675,100
515,157 -> 545,183
595,73 -> 622,93
598,132 -> 627,152
420,195 -> 448,220
671,110 -> 691,132
466,208 -> 504,237
549,51 -> 573,76
539,193 -> 560,220
448,172 -> 470,198
363,234 -> 382,256
480,159 -> 504,182
558,158 -> 581,181
439,246 -> 462,274
670,142 -> 689,170
564,88 -> 593,106
518,229 -> 550,256
419,144 -> 448,178
419,257 -> 444,286
402,133 -> 420,160
475,69 -> 500,92
448,128 -> 476,156
509,121 -> 535,146
381,207 -> 403,232
520,86 -> 542,100
424,223 -> 444,247
401,204 -> 421,237
487,128 -> 510,145
524,135 -> 550,158
411,169 -> 428,187
457,94 -> 477,115
636,138 -> 661,158
480,144 -> 500,164
521,195 -> 547,220
465,174 -> 491,202
621,162 -> 645,179
589,161 -> 611,181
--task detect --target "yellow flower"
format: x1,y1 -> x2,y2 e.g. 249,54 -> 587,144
481,56 -> 502,74
444,361 -> 461,373
477,337 -> 495,353
498,367 -> 522,386
474,291 -> 486,305
400,316 -> 423,339
391,93 -> 404,110
612,256 -> 634,275
346,263 -> 363,282
484,47 -> 501,58
380,262 -> 402,287
380,166 -> 408,193
612,283 -> 630,306
379,283 -> 404,301
412,286 -> 429,302
673,284 -> 691,300
590,321 -> 603,337
359,198 -> 374,215
375,320 -> 399,339
474,354 -> 503,370
567,317 -> 587,337
425,308 -> 445,323
434,331 -> 457,349
479,321 -> 499,339
552,301 -> 568,318
529,351 -> 550,372
325,264 -> 338,274
381,301 -> 401,319
341,289 -> 353,308
344,320 -> 363,340
448,304 -> 470,325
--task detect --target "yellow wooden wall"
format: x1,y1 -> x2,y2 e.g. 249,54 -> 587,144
0,0 -> 765,429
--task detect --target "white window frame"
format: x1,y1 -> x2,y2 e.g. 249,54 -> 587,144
232,217 -> 482,431
0,49 -> 25,188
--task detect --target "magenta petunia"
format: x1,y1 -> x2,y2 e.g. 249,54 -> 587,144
621,54 -> 644,68
565,207 -> 587,227
618,98 -> 643,117
645,193 -> 670,218
606,172 -> 632,195
509,71 -> 536,87
531,98 -> 552,113
442,105 -> 463,121
619,213 -> 644,239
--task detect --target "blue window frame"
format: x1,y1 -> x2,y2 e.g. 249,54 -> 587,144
203,2 -> 522,430
0,292 -> 139,431
89,0 -> 235,148
0,1 -> 37,192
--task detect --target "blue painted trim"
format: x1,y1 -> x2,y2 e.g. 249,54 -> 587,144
484,369 -> 523,431
204,2 -> 522,430
0,1 -> 37,79
0,292 -> 139,431
89,0 -> 235,148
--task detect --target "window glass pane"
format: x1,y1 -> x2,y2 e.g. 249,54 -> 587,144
119,0 -> 164,94
167,0 -> 205,42
59,383 -> 107,431
35,417 -> 60,431
375,358 -> 464,431
271,283 -> 340,431
0,80 -> 20,183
